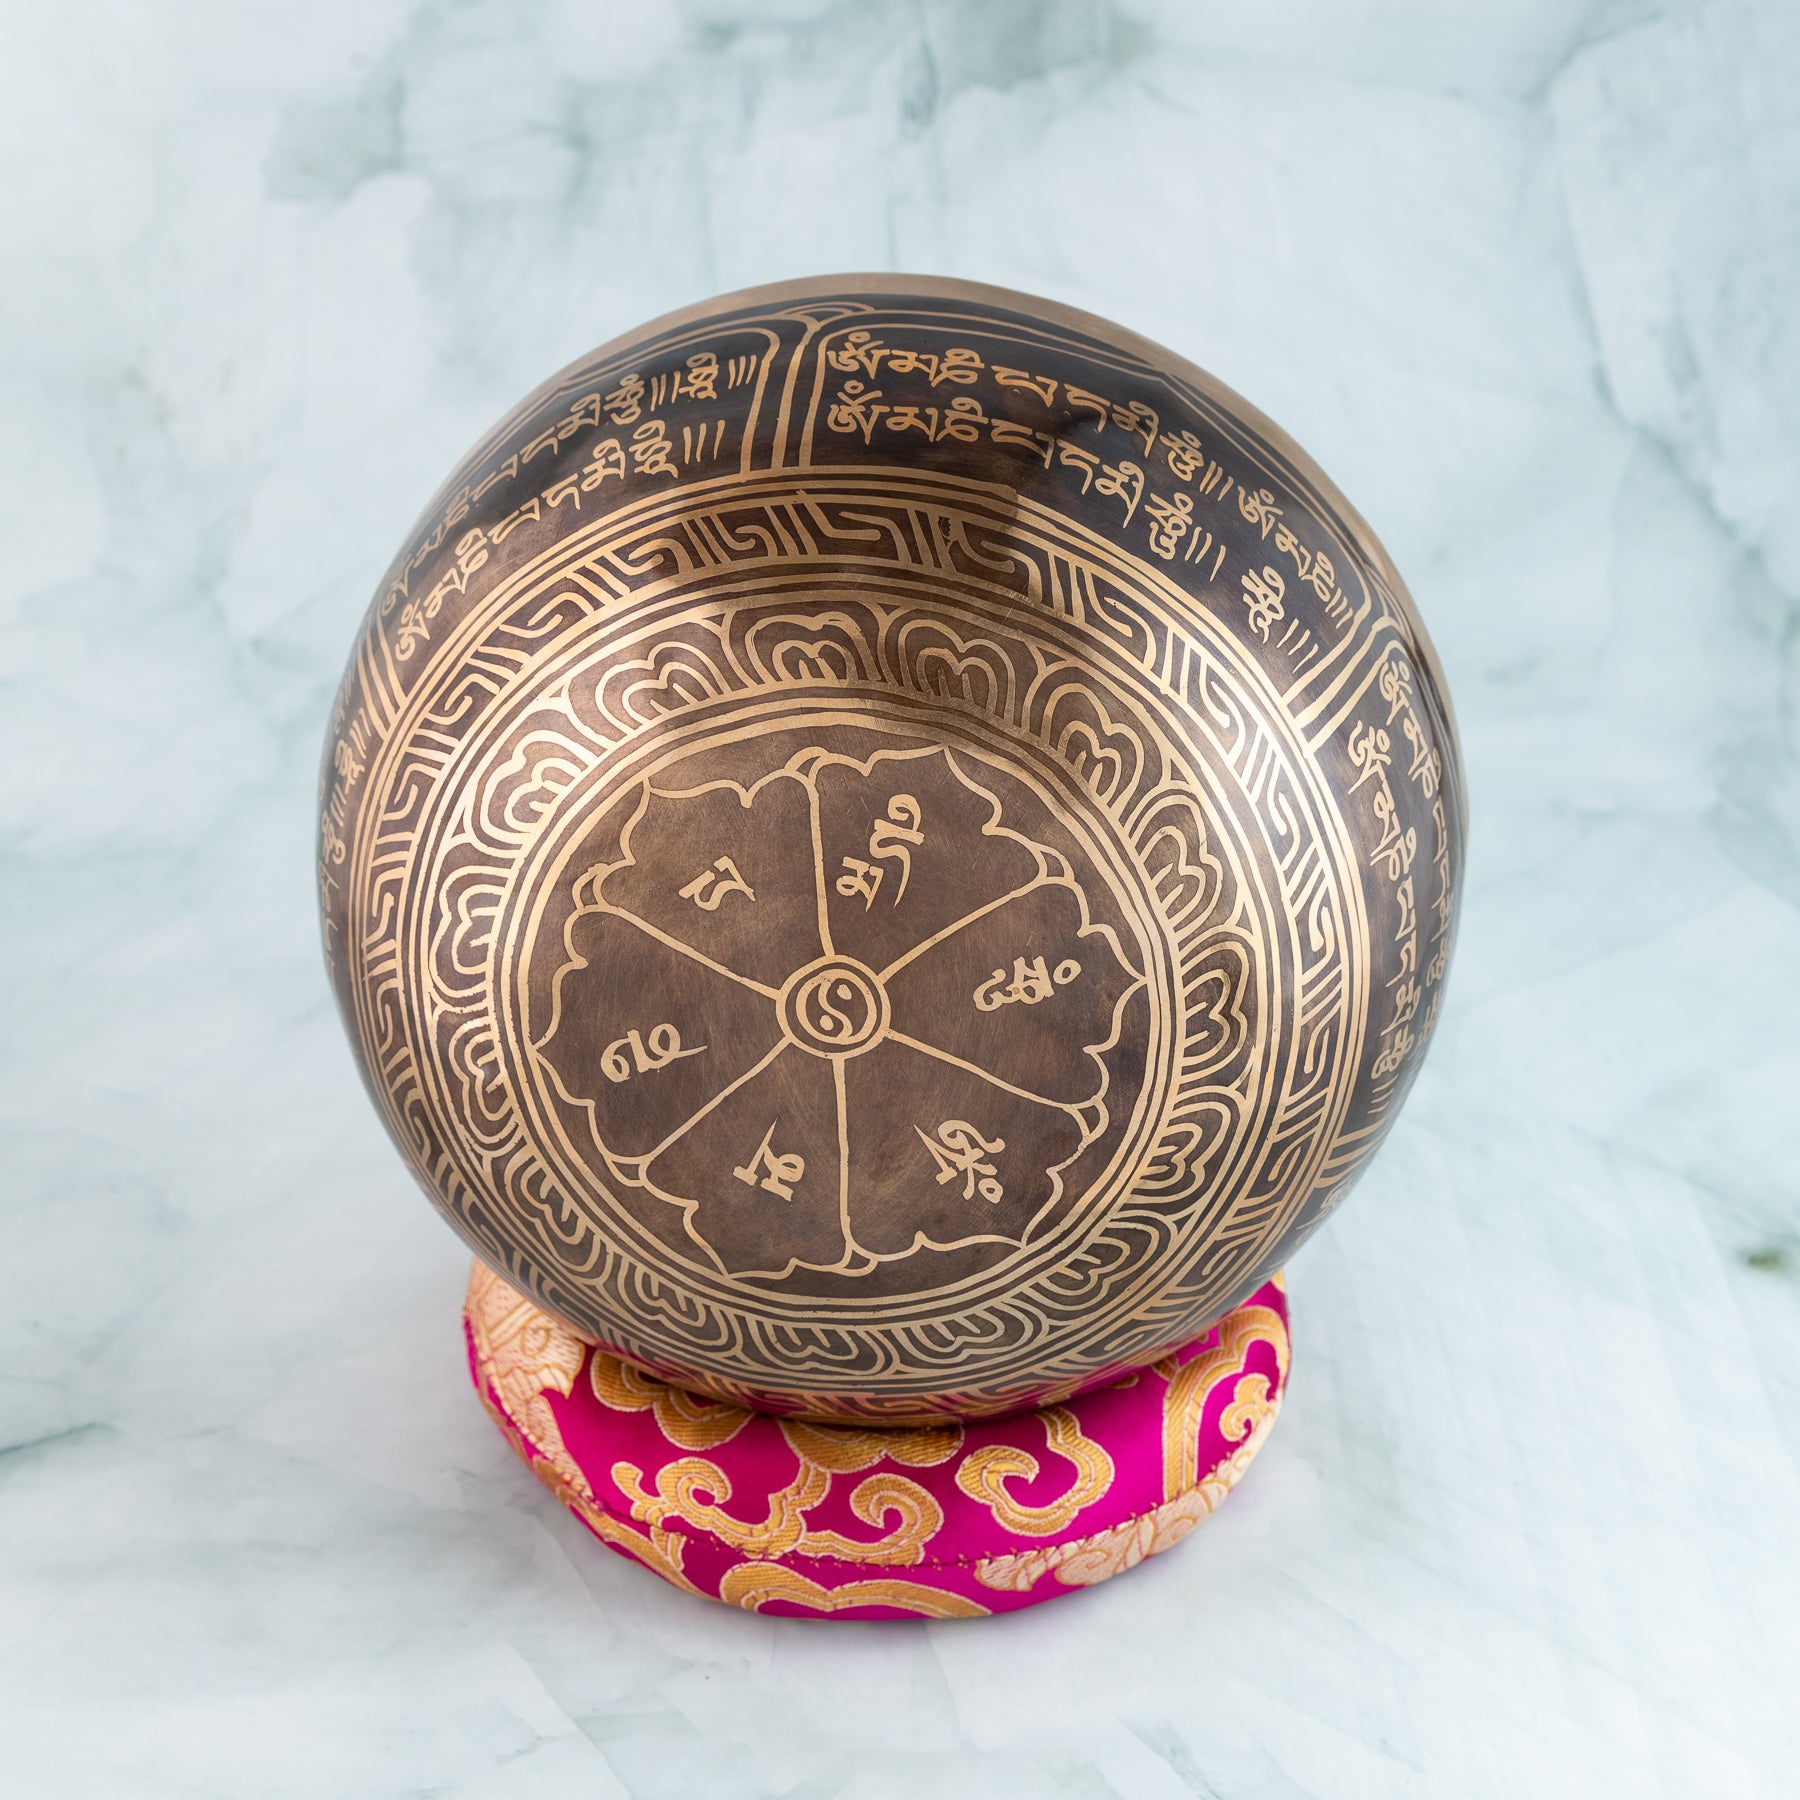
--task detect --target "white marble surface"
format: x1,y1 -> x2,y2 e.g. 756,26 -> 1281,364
3,2 -> 1797,1793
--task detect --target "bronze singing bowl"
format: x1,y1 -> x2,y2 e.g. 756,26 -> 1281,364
318,276 -> 1464,1422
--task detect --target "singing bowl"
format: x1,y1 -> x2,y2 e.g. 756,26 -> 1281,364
318,276 -> 1464,1422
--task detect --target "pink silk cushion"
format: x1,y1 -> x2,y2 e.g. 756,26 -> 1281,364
465,1262 -> 1290,1619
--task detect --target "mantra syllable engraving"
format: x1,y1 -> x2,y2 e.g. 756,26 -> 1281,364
319,277 -> 1465,1421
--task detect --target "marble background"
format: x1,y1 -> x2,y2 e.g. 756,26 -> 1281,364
3,2 -> 1796,1794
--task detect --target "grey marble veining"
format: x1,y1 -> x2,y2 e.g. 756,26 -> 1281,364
2,3 -> 1796,1794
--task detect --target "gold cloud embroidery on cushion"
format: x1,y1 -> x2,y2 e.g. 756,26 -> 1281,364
590,1349 -> 751,1451
793,1473 -> 943,1565
1219,1372 -> 1277,1447
780,1418 -> 963,1473
465,1261 -> 591,1499
1193,1388 -> 1282,1515
718,1563 -> 989,1619
612,1454 -> 831,1558
613,1450 -> 944,1566
1160,1304 -> 1288,1499
954,1407 -> 1114,1536
973,1487 -> 1212,1592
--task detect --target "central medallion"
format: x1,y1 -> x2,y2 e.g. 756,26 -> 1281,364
522,725 -> 1159,1292
779,957 -> 889,1058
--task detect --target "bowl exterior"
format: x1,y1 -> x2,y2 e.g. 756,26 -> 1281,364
319,277 -> 1463,1420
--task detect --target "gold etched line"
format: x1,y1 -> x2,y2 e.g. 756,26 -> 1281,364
775,308 -> 835,470
355,629 -> 399,732
603,906 -> 782,1001
679,509 -> 727,568
1294,624 -> 1406,747
735,333 -> 779,477
806,775 -> 835,958
627,1040 -> 790,1172
885,1029 -> 1089,1124
877,873 -> 1051,982
833,1054 -> 853,1259
1280,598 -> 1372,712
766,499 -> 805,560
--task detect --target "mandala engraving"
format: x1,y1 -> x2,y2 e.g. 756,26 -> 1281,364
534,746 -> 1141,1282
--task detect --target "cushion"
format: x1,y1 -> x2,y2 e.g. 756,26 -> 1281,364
464,1262 -> 1290,1619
